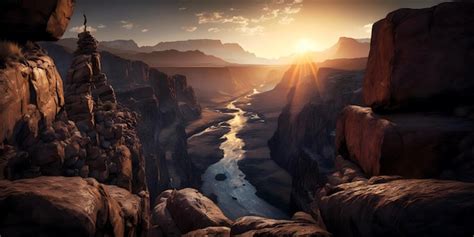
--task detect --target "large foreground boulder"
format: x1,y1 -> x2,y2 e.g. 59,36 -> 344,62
231,212 -> 331,237
363,2 -> 474,111
0,0 -> 75,41
336,105 -> 474,180
319,177 -> 474,237
151,188 -> 232,235
0,176 -> 124,237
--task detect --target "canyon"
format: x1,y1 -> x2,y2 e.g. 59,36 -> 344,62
1,1 -> 474,237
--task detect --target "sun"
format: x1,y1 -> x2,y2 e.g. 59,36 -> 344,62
295,38 -> 316,54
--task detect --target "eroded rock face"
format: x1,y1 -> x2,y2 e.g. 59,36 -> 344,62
336,105 -> 474,181
151,188 -> 232,235
231,213 -> 331,237
268,67 -> 364,210
104,185 -> 150,237
319,178 -> 474,237
363,2 -> 474,111
0,0 -> 75,42
0,176 -> 124,237
0,45 -> 64,146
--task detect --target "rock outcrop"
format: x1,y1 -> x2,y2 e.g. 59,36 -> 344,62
231,213 -> 331,236
0,177 -> 125,237
151,188 -> 232,236
268,66 -> 364,210
42,43 -> 202,202
336,2 -> 474,182
336,105 -> 474,180
319,177 -> 474,237
363,2 -> 474,111
0,0 -> 75,42
315,2 -> 474,236
0,9 -> 151,235
151,188 -> 331,237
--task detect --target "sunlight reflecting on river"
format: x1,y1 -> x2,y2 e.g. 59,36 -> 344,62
200,90 -> 287,220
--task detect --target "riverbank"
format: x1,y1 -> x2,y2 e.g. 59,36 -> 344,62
235,90 -> 292,212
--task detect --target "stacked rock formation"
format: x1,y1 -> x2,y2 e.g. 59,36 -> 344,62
336,2 -> 474,181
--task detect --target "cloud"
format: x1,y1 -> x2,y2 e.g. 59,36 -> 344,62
208,27 -> 221,33
364,23 -> 373,33
279,16 -> 294,25
182,26 -> 197,32
142,29 -> 149,33
196,12 -> 224,24
97,24 -> 106,29
293,0 -> 304,4
69,25 -> 97,33
120,20 -> 134,30
284,6 -> 301,14
236,25 -> 264,36
252,9 -> 280,23
179,7 -> 187,11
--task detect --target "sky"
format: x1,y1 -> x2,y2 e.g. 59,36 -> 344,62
64,0 -> 447,59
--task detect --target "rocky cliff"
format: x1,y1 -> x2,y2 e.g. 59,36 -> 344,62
42,39 -> 203,203
268,65 -> 364,210
290,2 -> 474,237
0,2 -> 153,236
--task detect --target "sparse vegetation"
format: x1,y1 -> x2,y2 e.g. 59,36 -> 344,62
0,41 -> 23,63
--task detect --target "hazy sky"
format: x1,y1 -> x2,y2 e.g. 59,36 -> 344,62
64,0 -> 447,59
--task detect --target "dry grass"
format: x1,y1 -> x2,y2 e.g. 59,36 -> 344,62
0,41 -> 23,62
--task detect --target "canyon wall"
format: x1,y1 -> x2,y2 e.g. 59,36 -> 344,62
292,2 -> 474,237
42,39 -> 202,203
0,2 -> 201,235
268,65 -> 364,210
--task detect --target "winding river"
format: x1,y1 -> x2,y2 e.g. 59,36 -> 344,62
196,89 -> 288,220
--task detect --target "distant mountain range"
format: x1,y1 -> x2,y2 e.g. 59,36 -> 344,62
50,37 -> 369,67
277,37 -> 370,64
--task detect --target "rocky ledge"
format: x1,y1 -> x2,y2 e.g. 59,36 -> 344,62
150,188 -> 330,237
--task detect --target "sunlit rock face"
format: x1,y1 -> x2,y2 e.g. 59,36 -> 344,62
0,176 -> 149,237
364,2 -> 474,111
336,105 -> 474,180
319,177 -> 474,237
0,0 -> 75,42
268,66 -> 364,210
319,3 -> 474,236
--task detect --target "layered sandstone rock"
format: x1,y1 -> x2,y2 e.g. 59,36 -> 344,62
0,177 -> 124,237
151,188 -> 232,235
0,0 -> 75,41
363,2 -> 474,111
231,212 -> 331,236
319,178 -> 474,237
0,43 -> 64,146
336,106 -> 474,180
319,3 -> 474,236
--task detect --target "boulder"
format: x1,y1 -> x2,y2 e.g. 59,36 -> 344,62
363,2 -> 474,111
0,0 -> 75,41
231,212 -> 331,237
166,188 -> 232,233
182,227 -> 230,237
104,185 -> 150,237
151,188 -> 232,235
336,105 -> 474,180
319,178 -> 474,237
0,176 -> 124,237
